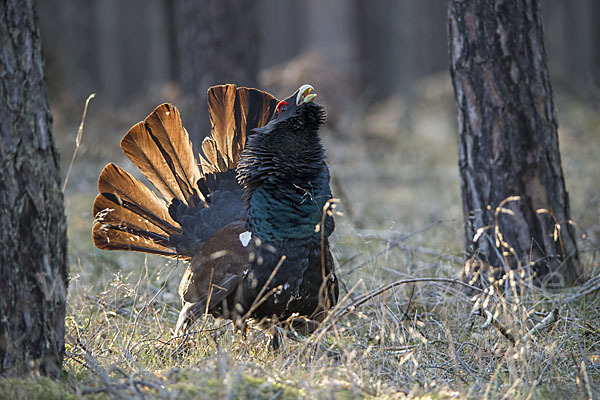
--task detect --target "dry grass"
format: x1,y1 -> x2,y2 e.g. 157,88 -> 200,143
12,72 -> 599,399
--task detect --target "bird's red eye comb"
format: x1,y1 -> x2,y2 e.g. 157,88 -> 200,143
276,100 -> 289,115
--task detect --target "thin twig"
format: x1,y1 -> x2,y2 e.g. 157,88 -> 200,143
81,346 -> 135,400
126,263 -> 179,357
568,273 -> 600,302
242,255 -> 286,321
63,93 -> 95,192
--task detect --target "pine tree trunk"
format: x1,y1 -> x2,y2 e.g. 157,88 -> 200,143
448,0 -> 581,286
0,0 -> 67,377
173,0 -> 259,146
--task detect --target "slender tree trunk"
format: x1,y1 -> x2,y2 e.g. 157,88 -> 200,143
448,0 -> 580,286
173,0 -> 259,146
0,0 -> 68,377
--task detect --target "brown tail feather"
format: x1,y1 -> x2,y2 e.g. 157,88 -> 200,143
206,85 -> 279,171
143,104 -> 202,205
92,221 -> 180,258
207,84 -> 237,170
92,163 -> 185,258
95,163 -> 180,234
120,104 -> 203,205
199,137 -> 228,174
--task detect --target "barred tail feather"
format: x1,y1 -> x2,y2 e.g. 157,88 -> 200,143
200,137 -> 228,175
120,103 -> 203,206
92,223 -> 179,258
204,84 -> 278,173
92,163 -> 184,258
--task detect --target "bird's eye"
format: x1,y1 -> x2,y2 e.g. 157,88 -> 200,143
276,100 -> 289,116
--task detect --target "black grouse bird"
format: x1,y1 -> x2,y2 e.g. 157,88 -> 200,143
92,84 -> 338,336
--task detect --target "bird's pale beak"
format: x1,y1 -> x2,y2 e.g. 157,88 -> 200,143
296,84 -> 317,106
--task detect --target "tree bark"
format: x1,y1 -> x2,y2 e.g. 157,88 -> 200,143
448,0 -> 580,286
0,0 -> 68,377
173,0 -> 259,146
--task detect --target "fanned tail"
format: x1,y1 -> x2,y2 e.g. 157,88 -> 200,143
92,163 -> 182,258
93,103 -> 200,258
92,85 -> 279,259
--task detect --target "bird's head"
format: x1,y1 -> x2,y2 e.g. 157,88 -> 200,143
252,84 -> 325,139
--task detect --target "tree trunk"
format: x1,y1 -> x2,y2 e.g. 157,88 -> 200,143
448,0 -> 580,287
173,0 -> 259,146
0,0 -> 68,377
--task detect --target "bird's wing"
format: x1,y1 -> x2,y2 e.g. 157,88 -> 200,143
178,220 -> 251,308
175,220 -> 252,334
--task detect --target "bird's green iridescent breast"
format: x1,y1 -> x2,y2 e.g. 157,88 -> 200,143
247,166 -> 334,244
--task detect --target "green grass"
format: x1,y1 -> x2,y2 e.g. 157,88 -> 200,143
7,74 -> 599,399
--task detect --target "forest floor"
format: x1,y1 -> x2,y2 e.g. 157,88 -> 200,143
4,69 -> 600,399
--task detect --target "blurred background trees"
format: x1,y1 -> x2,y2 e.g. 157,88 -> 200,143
173,0 -> 260,148
35,0 -> 600,285
37,0 -> 600,116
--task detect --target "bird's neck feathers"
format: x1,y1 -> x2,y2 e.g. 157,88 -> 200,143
236,105 -> 333,243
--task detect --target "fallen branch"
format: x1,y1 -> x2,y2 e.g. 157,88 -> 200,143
474,308 -> 559,345
475,308 -> 516,344
522,309 -> 558,342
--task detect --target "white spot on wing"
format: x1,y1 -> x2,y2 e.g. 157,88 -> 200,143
239,231 -> 252,247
